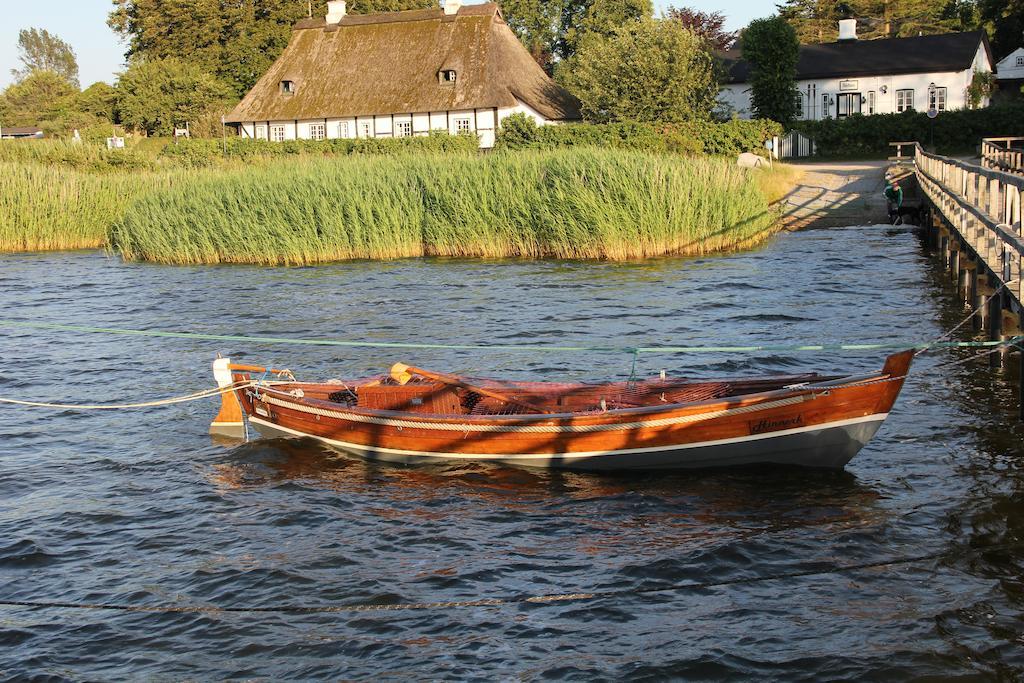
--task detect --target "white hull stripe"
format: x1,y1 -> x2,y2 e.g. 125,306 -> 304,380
247,413 -> 888,461
255,392 -> 816,434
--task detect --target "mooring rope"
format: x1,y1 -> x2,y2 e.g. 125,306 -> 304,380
1,539 -> 1020,615
0,319 -> 1017,356
0,382 -> 256,411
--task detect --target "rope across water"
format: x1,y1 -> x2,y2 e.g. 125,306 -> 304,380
0,319 -> 1019,355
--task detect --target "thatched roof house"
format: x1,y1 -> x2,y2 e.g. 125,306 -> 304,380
226,0 -> 580,148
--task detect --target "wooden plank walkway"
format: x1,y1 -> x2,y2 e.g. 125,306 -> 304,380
893,141 -> 1024,372
982,137 -> 1024,176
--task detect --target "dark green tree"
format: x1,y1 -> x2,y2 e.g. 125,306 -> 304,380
12,28 -> 80,87
742,16 -> 800,127
500,0 -> 562,69
978,0 -> 1024,60
108,0 -> 435,98
115,58 -> 233,136
500,0 -> 651,70
557,18 -> 717,123
558,0 -> 652,59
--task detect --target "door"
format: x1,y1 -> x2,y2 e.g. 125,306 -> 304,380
837,93 -> 862,118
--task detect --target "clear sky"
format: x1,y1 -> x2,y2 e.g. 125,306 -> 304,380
0,0 -> 767,90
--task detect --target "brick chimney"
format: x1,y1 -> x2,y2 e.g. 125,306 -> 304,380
443,0 -> 462,15
327,1 -> 347,24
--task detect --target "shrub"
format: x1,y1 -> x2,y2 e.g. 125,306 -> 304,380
159,131 -> 481,166
792,103 -> 1024,158
496,115 -> 782,157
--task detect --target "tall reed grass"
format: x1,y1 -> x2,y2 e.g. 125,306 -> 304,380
111,149 -> 782,265
0,163 -> 178,252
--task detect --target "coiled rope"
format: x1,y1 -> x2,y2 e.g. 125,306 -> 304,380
1,540 -> 1021,615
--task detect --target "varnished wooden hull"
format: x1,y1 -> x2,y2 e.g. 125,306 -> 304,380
224,351 -> 913,471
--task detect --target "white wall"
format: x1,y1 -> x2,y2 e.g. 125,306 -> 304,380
996,48 -> 1024,80
721,68 -> 986,122
240,100 -> 554,149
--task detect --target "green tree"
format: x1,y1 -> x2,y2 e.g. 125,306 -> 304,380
557,18 -> 717,123
742,16 -> 799,127
777,0 -> 979,42
109,0 -> 435,99
978,0 -> 1024,60
115,58 -> 233,136
76,82 -> 118,121
12,28 -> 80,87
500,0 -> 651,69
558,0 -> 652,59
500,0 -> 562,69
0,70 -> 78,127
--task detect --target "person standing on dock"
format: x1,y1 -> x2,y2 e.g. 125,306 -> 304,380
884,178 -> 904,225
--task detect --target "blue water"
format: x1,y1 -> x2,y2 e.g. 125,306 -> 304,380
1,225 -> 1023,680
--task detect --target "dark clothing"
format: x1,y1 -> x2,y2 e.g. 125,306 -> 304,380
884,184 -> 903,207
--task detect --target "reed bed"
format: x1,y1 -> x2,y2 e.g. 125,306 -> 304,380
0,163 -> 177,252
111,149 -> 782,265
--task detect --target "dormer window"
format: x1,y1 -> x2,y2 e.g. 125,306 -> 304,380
1017,56 -> 1024,67
280,80 -> 296,95
439,70 -> 457,85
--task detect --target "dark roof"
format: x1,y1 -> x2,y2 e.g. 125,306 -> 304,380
227,3 -> 580,123
0,126 -> 43,136
722,31 -> 992,84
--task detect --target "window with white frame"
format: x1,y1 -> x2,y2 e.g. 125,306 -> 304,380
338,121 -> 350,138
308,123 -> 326,140
255,125 -> 267,140
454,117 -> 472,133
270,125 -> 286,142
280,80 -> 296,95
396,121 -> 412,137
359,122 -> 372,138
867,91 -> 875,115
821,94 -> 830,118
896,89 -> 914,112
928,87 -> 947,112
1017,56 -> 1024,67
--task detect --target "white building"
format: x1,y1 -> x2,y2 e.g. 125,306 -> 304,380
719,20 -> 994,121
225,0 -> 580,148
995,47 -> 1024,92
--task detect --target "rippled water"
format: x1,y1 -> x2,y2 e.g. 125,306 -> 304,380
2,225 -> 1023,680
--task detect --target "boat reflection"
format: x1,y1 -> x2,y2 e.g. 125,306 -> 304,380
207,436 -> 892,554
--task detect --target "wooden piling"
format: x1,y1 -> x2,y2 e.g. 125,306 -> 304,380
989,287 -> 1004,369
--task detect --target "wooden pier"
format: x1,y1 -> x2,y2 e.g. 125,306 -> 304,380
892,141 -> 1024,413
982,137 -> 1024,175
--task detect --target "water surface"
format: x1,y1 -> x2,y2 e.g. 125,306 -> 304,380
1,225 -> 1023,680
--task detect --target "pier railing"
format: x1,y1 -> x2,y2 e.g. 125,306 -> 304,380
893,142 -> 1024,308
982,137 -> 1024,175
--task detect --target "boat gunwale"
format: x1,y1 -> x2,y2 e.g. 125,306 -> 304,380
243,370 -> 890,426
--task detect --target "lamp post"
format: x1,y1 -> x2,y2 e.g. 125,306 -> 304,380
927,82 -> 938,151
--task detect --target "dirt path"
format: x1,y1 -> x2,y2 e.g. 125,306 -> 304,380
779,160 -> 894,229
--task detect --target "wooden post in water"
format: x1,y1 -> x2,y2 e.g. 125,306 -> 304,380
989,286 -> 1005,369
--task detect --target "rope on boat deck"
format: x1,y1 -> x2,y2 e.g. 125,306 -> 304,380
1,539 -> 1022,616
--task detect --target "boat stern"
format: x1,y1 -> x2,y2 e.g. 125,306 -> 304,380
210,358 -> 246,438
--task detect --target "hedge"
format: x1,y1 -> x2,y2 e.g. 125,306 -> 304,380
791,103 -> 1024,158
495,115 -> 783,157
159,131 -> 481,166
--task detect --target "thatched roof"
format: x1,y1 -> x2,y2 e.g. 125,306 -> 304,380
226,3 -> 580,123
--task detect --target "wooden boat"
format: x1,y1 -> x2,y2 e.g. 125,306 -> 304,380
210,351 -> 914,471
